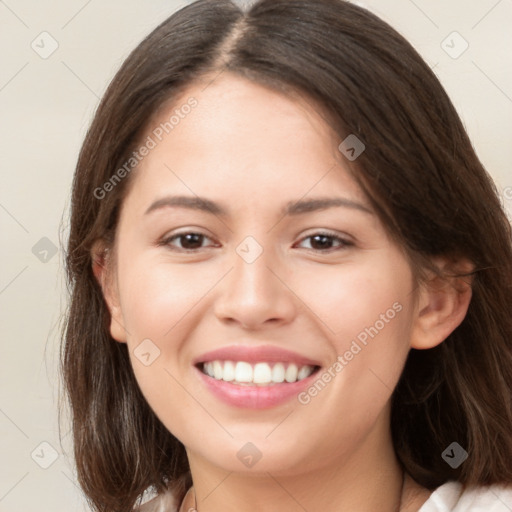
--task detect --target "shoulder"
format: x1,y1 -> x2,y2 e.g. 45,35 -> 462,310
419,481 -> 512,511
133,487 -> 179,512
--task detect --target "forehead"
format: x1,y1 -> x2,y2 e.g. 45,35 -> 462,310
162,72 -> 337,153
121,72 -> 366,213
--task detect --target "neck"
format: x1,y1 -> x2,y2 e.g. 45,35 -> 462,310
182,417 -> 410,512
181,471 -> 433,512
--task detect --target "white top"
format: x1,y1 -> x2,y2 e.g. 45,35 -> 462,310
135,481 -> 512,511
418,481 -> 512,511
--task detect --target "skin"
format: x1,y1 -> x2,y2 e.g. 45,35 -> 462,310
93,73 -> 473,512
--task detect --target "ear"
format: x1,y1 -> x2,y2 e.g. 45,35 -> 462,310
91,240 -> 128,344
410,257 -> 474,350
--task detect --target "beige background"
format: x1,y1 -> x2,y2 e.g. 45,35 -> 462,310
0,0 -> 511,510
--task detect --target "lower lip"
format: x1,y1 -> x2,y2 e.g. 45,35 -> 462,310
194,365 -> 320,409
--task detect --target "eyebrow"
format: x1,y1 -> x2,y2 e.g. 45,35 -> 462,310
144,195 -> 374,217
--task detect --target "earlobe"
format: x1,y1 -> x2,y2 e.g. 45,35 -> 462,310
410,258 -> 474,350
91,240 -> 128,344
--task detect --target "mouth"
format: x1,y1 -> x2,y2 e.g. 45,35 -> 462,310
192,344 -> 323,408
196,360 -> 321,387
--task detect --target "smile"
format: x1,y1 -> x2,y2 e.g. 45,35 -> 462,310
199,360 -> 318,386
193,344 -> 323,408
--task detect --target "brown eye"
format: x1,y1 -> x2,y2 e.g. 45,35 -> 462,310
161,232 -> 215,251
297,232 -> 353,252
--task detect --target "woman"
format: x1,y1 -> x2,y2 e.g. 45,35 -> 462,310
60,0 -> 512,511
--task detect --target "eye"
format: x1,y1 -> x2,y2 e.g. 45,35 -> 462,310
158,230 -> 352,252
159,231 -> 217,251
296,232 -> 353,252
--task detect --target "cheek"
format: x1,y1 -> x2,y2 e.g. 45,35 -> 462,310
295,256 -> 414,343
279,276 -> 415,470
115,254 -> 211,433
294,257 -> 415,409
117,252 -> 227,340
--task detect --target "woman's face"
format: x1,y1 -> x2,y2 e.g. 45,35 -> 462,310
105,73 -> 420,475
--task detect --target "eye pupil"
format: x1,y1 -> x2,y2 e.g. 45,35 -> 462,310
181,233 -> 203,249
310,235 -> 333,249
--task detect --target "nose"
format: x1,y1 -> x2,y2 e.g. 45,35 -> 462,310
213,244 -> 297,330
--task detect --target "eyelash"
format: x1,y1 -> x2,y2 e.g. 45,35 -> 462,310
158,230 -> 353,253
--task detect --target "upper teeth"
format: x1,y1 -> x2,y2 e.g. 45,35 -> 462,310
202,361 -> 315,386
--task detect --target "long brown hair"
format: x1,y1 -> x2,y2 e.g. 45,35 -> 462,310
60,0 -> 512,510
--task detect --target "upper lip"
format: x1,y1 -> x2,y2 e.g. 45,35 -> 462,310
193,345 -> 322,367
